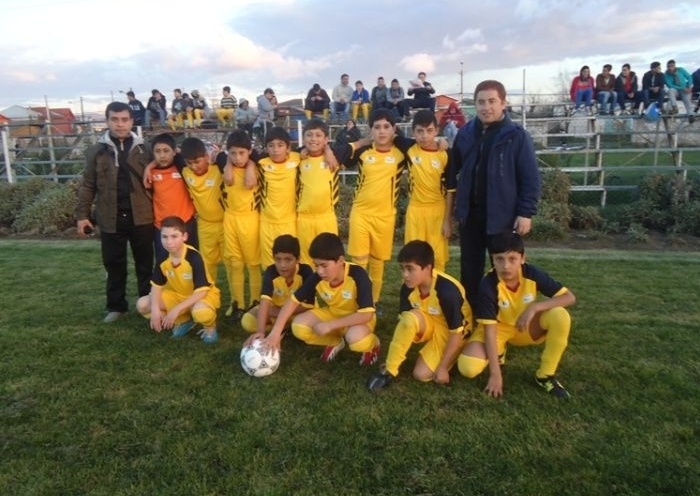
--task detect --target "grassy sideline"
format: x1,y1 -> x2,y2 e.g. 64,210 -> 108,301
1,239 -> 699,496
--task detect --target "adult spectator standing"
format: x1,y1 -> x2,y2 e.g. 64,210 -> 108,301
641,61 -> 666,114
304,83 -> 330,120
371,76 -> 390,111
664,59 -> 695,121
448,80 -> 541,305
331,73 -> 353,122
407,72 -> 436,113
255,87 -> 278,141
126,91 -> 146,129
75,102 -> 154,323
144,89 -> 167,129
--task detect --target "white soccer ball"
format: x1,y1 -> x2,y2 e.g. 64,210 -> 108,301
240,338 -> 280,377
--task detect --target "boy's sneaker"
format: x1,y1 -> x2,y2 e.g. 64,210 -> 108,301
320,339 -> 345,362
359,342 -> 381,366
536,375 -> 571,399
225,301 -> 245,322
171,320 -> 195,338
367,370 -> 393,391
198,328 -> 218,344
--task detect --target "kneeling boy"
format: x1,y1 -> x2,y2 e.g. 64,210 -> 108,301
367,240 -> 471,390
457,233 -> 576,399
262,232 -> 380,366
137,215 -> 221,344
241,234 -> 314,341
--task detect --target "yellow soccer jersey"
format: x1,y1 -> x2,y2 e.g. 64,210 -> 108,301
223,165 -> 259,214
399,269 -> 471,334
297,154 -> 339,215
292,262 -> 374,317
261,262 -> 315,307
406,143 -> 452,205
258,152 -> 300,220
476,263 -> 568,327
350,144 -> 406,214
182,165 -> 225,223
151,244 -> 216,298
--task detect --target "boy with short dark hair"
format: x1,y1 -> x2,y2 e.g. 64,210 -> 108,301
241,234 -> 314,341
458,233 -> 576,399
216,86 -> 238,127
367,240 -> 471,390
136,215 -> 221,344
261,232 -> 380,366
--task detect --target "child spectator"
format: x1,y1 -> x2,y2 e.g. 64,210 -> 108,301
334,119 -> 362,146
167,89 -> 185,130
136,215 -> 221,344
438,101 -> 466,148
126,91 -> 146,129
235,98 -> 257,136
407,72 -> 436,113
145,89 -> 167,128
149,133 -> 197,262
257,126 -> 300,269
241,234 -> 314,340
217,86 -> 238,127
570,65 -> 595,113
458,233 -> 576,399
351,80 -> 371,123
190,90 -> 209,128
261,232 -> 380,366
221,130 -> 262,321
367,240 -> 471,390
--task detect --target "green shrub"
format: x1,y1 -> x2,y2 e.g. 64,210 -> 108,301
530,217 -> 567,241
569,204 -> 603,230
538,200 -> 571,229
0,177 -> 55,228
12,181 -> 78,234
625,222 -> 649,243
540,168 -> 571,204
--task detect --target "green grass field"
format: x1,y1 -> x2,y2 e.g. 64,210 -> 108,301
1,239 -> 699,496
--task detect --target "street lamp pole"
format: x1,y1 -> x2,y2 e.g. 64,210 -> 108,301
460,61 -> 464,104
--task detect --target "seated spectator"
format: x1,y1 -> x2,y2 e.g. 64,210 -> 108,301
331,73 -> 353,122
664,59 -> 695,121
351,80 -> 371,123
167,88 -> 186,130
126,91 -> 146,129
693,67 -> 700,113
217,86 -> 238,128
569,65 -> 595,114
371,77 -> 390,111
335,119 -> 362,146
407,72 -> 436,112
145,89 -> 167,129
235,98 -> 257,135
190,90 -> 209,128
387,78 -> 409,121
438,102 -> 466,147
181,92 -> 195,128
615,64 -> 642,114
642,61 -> 666,114
595,64 -> 617,115
304,83 -> 330,120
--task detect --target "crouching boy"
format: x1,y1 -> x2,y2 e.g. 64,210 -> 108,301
136,215 -> 221,344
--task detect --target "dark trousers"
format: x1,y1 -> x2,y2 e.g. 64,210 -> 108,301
458,210 -> 489,308
101,212 -> 154,312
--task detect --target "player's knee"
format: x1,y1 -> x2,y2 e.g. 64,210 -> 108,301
240,312 -> 257,333
541,306 -> 571,330
191,304 -> 216,326
457,354 -> 488,379
136,296 -> 150,317
291,321 -> 313,342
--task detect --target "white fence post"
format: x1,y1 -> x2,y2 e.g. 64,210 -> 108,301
1,126 -> 14,184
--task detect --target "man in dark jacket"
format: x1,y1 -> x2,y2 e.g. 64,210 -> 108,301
75,102 -> 154,323
448,80 -> 541,305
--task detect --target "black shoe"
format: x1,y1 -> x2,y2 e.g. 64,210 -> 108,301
225,301 -> 245,323
535,375 -> 571,399
367,371 -> 393,391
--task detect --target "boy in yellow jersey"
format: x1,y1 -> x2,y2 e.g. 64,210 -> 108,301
334,109 -> 407,310
458,233 -> 576,399
296,118 -> 341,264
261,232 -> 380,366
221,130 -> 262,322
367,240 -> 471,390
257,126 -> 301,269
404,110 -> 454,272
136,215 -> 221,344
241,234 -> 314,340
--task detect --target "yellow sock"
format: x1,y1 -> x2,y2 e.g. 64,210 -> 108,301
247,264 -> 262,306
348,332 -> 379,354
240,312 -> 257,333
229,260 -> 245,307
384,311 -> 420,376
191,303 -> 216,328
457,354 -> 488,378
368,257 -> 385,304
292,322 -> 341,347
536,307 -> 571,378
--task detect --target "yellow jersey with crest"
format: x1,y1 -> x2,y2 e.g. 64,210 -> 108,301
182,164 -> 225,223
297,153 -> 339,215
258,152 -> 300,221
223,165 -> 259,215
350,144 -> 406,215
406,143 -> 452,205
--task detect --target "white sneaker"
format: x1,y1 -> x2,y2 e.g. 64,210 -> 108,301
103,311 -> 125,323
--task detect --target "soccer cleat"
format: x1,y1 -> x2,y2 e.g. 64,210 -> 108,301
225,301 -> 245,323
198,327 -> 218,344
367,370 -> 393,391
536,375 -> 571,399
103,311 -> 125,323
171,320 -> 196,338
320,339 -> 345,362
359,342 -> 381,366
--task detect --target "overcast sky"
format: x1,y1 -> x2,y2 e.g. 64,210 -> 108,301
1,0 -> 699,115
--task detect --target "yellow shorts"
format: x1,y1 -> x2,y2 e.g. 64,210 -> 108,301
305,307 -> 376,335
161,286 -> 221,315
223,211 -> 260,265
260,217 -> 297,268
297,212 -> 338,264
347,209 -> 395,260
404,201 -> 449,270
468,322 -> 546,354
197,218 -> 224,267
411,315 -> 459,373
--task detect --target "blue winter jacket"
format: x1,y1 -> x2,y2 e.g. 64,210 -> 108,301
450,114 -> 541,234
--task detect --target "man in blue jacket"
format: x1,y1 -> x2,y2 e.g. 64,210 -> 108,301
447,80 -> 541,305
